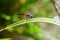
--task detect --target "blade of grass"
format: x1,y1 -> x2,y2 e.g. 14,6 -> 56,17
0,18 -> 60,32
0,18 -> 59,40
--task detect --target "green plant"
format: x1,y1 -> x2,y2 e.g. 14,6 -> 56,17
0,18 -> 60,40
0,0 -> 60,40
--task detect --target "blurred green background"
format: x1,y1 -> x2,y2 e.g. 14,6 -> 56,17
0,0 -> 59,40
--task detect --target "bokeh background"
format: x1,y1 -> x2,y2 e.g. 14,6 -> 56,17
0,0 -> 60,40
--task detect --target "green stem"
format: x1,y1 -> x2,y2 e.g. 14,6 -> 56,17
0,18 -> 60,32
0,18 -> 59,40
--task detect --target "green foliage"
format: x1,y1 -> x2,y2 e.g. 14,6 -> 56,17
0,18 -> 60,40
0,0 -> 59,40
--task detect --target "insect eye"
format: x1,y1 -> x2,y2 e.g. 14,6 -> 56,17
26,14 -> 33,18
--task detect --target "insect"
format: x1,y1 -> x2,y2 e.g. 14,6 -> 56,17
23,12 -> 34,19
